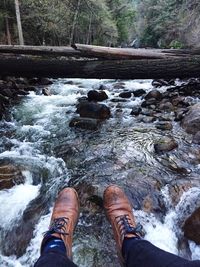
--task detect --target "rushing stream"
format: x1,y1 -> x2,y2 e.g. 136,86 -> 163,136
0,79 -> 200,266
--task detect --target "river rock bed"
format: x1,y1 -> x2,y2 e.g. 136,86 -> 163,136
1,78 -> 200,266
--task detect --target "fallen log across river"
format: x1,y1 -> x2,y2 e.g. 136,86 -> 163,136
1,44 -> 200,79
0,55 -> 200,79
0,44 -> 200,59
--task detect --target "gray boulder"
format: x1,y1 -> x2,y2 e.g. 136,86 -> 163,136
182,104 -> 200,134
77,101 -> 111,120
154,136 -> 178,154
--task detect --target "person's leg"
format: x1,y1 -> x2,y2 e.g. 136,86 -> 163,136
122,238 -> 200,267
34,237 -> 77,267
103,185 -> 200,267
34,253 -> 75,267
34,188 -> 80,267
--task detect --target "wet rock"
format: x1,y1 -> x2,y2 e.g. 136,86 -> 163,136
0,89 -> 15,98
113,82 -> 125,89
77,96 -> 88,103
64,80 -> 75,85
171,96 -> 187,108
149,105 -> 156,110
15,77 -> 28,85
141,109 -> 155,116
155,112 -> 172,121
152,80 -> 163,88
174,108 -> 188,122
38,78 -> 53,85
167,85 -> 180,93
24,86 -> 37,92
154,137 -> 178,154
119,92 -> 132,98
182,104 -> 200,134
145,90 -> 162,101
186,148 -> 200,165
159,101 -> 174,112
0,94 -> 10,105
158,157 -> 190,175
169,180 -> 192,206
3,76 -> 15,83
0,164 -> 25,190
17,90 -> 29,96
125,169 -> 166,214
0,103 -> 5,119
99,84 -> 109,91
42,88 -> 51,96
141,98 -> 158,108
0,79 -> 5,88
74,181 -> 103,213
167,79 -> 176,86
179,81 -> 200,96
28,78 -> 39,85
140,116 -> 156,123
183,207 -> 200,244
87,90 -> 108,102
152,79 -> 171,87
133,89 -> 146,97
116,108 -> 123,113
69,117 -> 100,131
111,98 -> 127,103
130,106 -> 142,116
192,131 -> 200,144
77,101 -> 111,120
156,122 -> 173,131
12,82 -> 22,90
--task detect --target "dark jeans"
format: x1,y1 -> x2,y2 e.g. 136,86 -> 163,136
34,239 -> 200,267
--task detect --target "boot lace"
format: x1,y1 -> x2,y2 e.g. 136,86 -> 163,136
115,214 -> 144,238
44,217 -> 69,237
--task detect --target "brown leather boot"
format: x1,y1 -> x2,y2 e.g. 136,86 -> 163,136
42,188 -> 80,259
104,185 -> 142,264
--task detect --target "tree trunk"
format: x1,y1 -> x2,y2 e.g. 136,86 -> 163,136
86,13 -> 92,45
15,0 -> 24,45
69,0 -> 81,45
5,17 -> 11,45
72,44 -> 188,59
4,0 -> 12,45
1,55 -> 200,79
0,45 -> 197,59
0,45 -> 82,57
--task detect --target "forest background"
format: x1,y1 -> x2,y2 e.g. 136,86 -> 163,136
0,0 -> 200,49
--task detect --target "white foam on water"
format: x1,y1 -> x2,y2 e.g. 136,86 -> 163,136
63,79 -> 112,90
135,187 -> 200,259
0,139 -> 67,178
123,79 -> 153,91
13,91 -> 81,130
19,209 -> 52,267
0,210 -> 52,267
0,255 -> 23,267
189,241 -> 200,260
20,125 -> 51,139
135,210 -> 178,255
0,171 -> 40,229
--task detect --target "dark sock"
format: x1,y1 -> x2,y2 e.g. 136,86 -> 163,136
42,236 -> 66,255
122,236 -> 141,259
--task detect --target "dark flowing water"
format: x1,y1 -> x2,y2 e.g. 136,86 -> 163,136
0,79 -> 200,267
